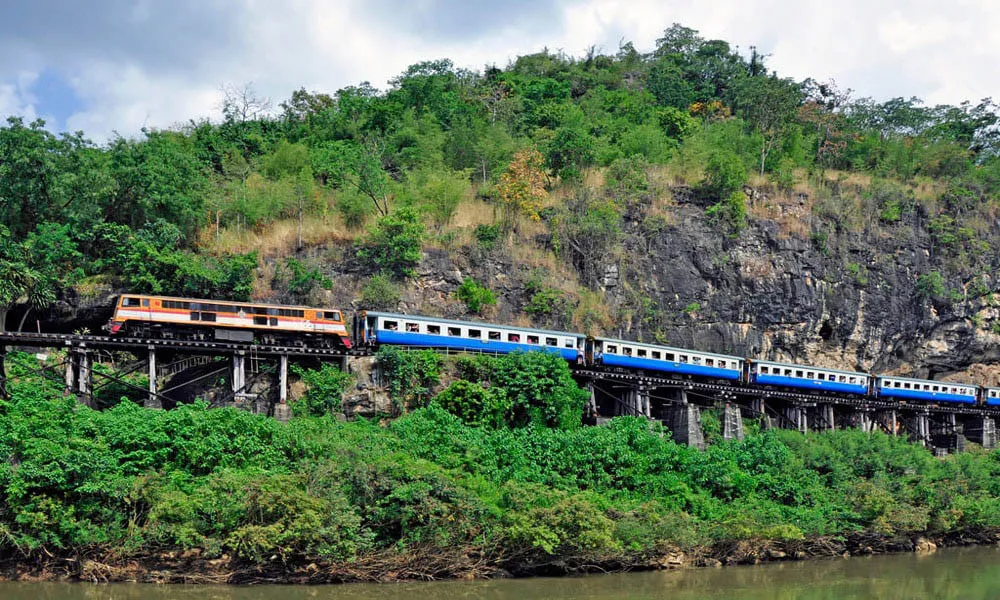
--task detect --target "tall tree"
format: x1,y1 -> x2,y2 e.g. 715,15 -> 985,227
730,75 -> 803,175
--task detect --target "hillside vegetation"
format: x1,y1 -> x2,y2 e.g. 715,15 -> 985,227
2,351 -> 1000,582
2,24 -> 1000,359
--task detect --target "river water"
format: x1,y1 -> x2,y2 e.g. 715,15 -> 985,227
3,546 -> 1000,600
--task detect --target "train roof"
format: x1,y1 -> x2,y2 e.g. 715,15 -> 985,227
876,374 -> 978,388
119,293 -> 343,313
754,359 -> 868,377
361,311 -> 585,338
593,336 -> 744,362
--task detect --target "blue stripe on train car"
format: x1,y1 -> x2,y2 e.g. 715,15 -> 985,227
753,374 -> 868,395
601,354 -> 741,380
877,387 -> 977,405
375,329 -> 579,361
987,397 -> 1000,407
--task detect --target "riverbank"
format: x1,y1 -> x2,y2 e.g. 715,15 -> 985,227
3,529 -> 1000,584
4,352 -> 1000,585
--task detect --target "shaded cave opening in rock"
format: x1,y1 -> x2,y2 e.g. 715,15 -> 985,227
819,320 -> 834,342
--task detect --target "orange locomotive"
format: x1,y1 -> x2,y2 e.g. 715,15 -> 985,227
105,294 -> 351,348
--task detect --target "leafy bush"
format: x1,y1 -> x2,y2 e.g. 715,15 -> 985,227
702,150 -> 748,199
454,277 -> 497,314
359,207 -> 424,278
360,272 -> 401,310
375,346 -> 443,412
705,190 -> 747,235
291,363 -> 353,416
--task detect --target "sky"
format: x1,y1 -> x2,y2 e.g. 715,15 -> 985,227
2,0 -> 999,141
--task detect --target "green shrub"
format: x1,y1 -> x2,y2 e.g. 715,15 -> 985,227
359,207 -> 424,278
360,272 -> 401,310
705,190 -> 747,235
702,150 -> 748,199
454,277 -> 497,314
291,363 -> 352,417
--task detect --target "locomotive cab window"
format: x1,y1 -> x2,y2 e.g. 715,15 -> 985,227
448,327 -> 461,337
123,297 -> 141,307
427,325 -> 441,335
324,311 -> 341,321
142,299 -> 150,307
468,329 -> 482,339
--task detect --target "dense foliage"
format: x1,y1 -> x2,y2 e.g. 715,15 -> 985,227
3,351 -> 1000,567
3,23 -> 1000,330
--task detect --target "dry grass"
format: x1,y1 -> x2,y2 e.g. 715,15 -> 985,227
197,215 -> 358,258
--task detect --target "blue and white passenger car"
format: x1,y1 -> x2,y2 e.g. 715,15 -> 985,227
751,361 -> 870,395
355,311 -> 585,361
590,337 -> 743,380
875,376 -> 978,405
984,387 -> 1000,407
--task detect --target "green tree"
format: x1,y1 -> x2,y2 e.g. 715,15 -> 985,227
730,75 -> 802,175
360,208 -> 425,278
454,278 -> 497,314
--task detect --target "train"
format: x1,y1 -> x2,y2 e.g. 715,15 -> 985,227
106,294 -> 1000,407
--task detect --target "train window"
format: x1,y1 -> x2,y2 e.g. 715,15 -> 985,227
795,370 -> 803,378
893,381 -> 900,388
448,327 -> 461,337
324,311 -> 341,321
269,317 -> 278,326
817,373 -> 825,380
783,369 -> 792,376
903,383 -> 910,389
546,337 -> 557,346
217,305 -> 236,313
527,335 -> 539,344
637,349 -> 647,357
692,357 -> 702,365
406,323 -> 419,332
427,325 -> 441,335
384,321 -> 399,331
469,329 -> 482,339
254,316 -> 268,326
705,358 -> 714,367
807,371 -> 815,379
606,345 -> 617,354
489,331 -> 501,340
759,366 -> 768,374
190,311 -> 200,321
623,347 -> 633,356
508,333 -> 520,342
652,351 -> 661,360
718,360 -> 726,368
932,385 -> 939,392
123,297 -> 141,307
564,339 -> 574,348
142,299 -> 150,307
849,377 -> 856,384
666,353 -> 675,361
201,312 -> 217,322
679,355 -> 688,363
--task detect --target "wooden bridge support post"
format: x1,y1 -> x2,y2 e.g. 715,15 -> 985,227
77,349 -> 92,407
820,404 -> 835,432
584,381 -> 597,418
65,350 -> 77,395
145,346 -> 161,409
723,403 -> 744,441
273,355 -> 291,422
232,352 -> 246,408
783,405 -> 808,433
